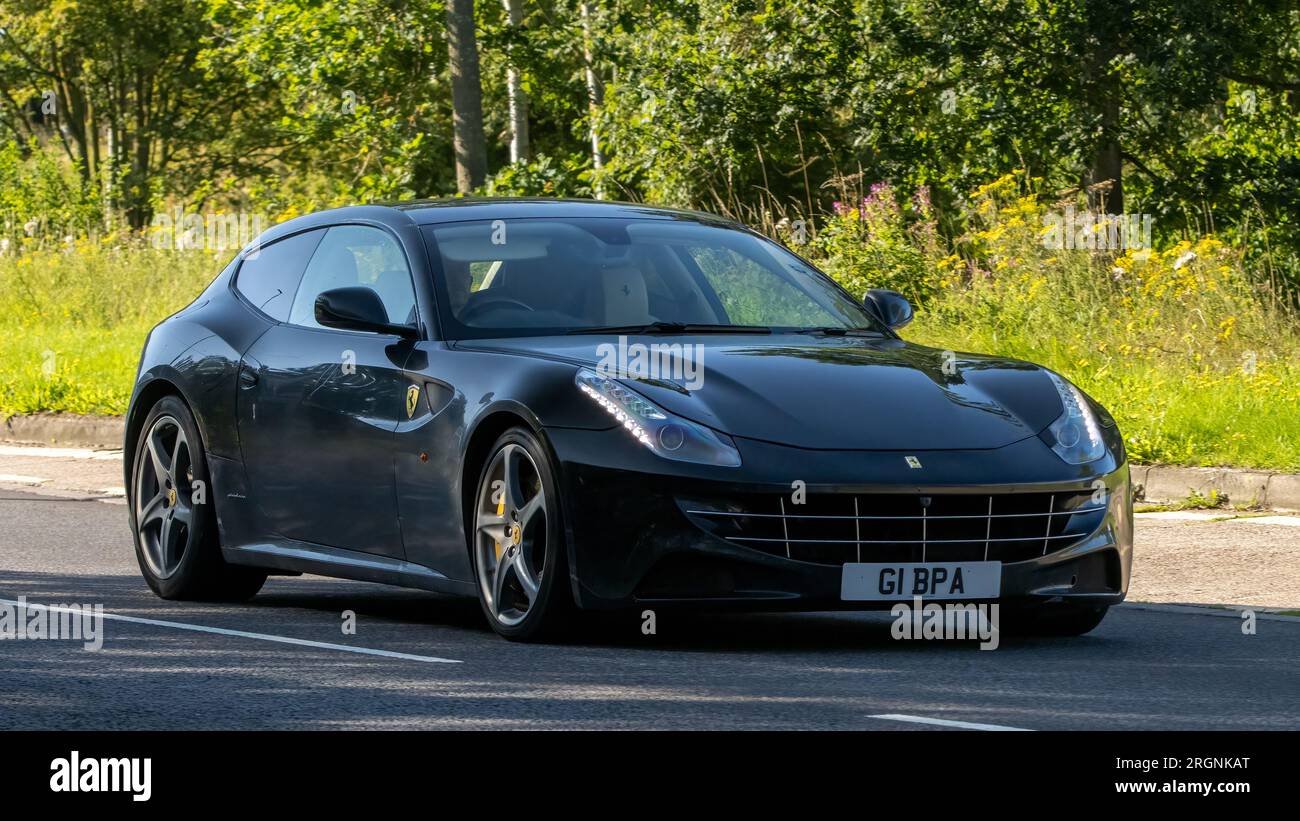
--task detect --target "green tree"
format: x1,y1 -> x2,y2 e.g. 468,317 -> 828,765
0,0 -> 240,227
205,0 -> 451,204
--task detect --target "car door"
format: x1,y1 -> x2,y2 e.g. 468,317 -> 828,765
237,224 -> 420,558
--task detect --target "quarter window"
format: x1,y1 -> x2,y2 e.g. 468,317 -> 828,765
233,229 -> 325,322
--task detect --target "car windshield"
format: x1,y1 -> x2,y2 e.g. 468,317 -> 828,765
421,217 -> 884,338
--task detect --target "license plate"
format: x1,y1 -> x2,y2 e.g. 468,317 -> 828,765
840,561 -> 1002,601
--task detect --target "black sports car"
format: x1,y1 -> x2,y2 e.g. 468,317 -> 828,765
126,199 -> 1132,640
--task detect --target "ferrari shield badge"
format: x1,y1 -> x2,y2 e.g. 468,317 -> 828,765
405,384 -> 420,419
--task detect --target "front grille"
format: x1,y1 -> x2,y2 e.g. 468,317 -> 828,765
679,489 -> 1107,566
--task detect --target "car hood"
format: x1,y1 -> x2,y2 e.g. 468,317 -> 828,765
458,334 -> 1065,450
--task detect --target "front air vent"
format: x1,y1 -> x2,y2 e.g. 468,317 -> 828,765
679,489 -> 1106,566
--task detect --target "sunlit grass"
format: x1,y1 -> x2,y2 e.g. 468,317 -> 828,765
0,244 -> 222,416
0,323 -> 148,416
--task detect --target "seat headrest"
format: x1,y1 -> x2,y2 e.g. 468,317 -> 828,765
326,250 -> 360,290
598,265 -> 651,325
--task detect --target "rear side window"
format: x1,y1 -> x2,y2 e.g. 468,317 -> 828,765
233,229 -> 325,321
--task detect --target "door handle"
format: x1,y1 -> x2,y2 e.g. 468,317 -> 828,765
239,365 -> 259,388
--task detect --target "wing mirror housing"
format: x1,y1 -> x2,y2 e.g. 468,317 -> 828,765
314,287 -> 417,338
863,288 -> 915,330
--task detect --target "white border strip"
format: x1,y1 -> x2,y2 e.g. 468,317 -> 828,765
0,445 -> 122,460
870,714 -> 1032,731
1120,602 -> 1300,622
0,598 -> 461,664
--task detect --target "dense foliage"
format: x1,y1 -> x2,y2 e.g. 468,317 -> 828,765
1,2 -> 1298,275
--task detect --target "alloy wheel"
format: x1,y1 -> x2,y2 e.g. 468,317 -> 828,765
135,415 -> 196,579
474,442 -> 549,626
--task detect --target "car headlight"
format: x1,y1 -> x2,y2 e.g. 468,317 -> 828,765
1046,372 -> 1106,464
575,369 -> 741,467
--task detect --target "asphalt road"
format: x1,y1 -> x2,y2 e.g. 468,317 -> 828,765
1,488 -> 1298,730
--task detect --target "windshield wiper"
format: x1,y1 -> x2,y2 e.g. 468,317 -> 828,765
790,326 -> 886,337
567,322 -> 771,335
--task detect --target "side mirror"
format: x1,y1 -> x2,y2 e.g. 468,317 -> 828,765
863,288 -> 914,330
314,287 -> 416,338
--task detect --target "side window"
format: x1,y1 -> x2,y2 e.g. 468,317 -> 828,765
288,225 -> 417,329
233,229 -> 324,321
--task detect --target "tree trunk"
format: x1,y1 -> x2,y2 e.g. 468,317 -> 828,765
446,0 -> 488,193
1085,12 -> 1123,214
579,2 -> 606,195
502,0 -> 529,164
1086,91 -> 1128,216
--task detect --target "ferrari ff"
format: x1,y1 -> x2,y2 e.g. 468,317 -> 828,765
125,199 -> 1132,641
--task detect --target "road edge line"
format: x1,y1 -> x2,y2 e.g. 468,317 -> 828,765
0,597 -> 462,664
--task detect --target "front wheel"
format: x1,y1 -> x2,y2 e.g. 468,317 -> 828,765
129,395 -> 266,601
470,428 -> 573,641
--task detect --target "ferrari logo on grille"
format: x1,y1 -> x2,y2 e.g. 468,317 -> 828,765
405,384 -> 420,419
905,456 -> 923,469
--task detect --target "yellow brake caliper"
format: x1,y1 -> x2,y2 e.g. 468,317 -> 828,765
495,496 -> 505,560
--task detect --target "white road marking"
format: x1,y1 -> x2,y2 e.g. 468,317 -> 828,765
0,474 -> 50,484
869,714 -> 1032,731
0,445 -> 121,461
0,597 -> 461,664
1226,515 -> 1300,527
1137,511 -> 1300,525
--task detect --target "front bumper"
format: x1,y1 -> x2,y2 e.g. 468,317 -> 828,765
546,426 -> 1133,611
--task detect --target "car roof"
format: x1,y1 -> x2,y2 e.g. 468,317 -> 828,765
391,197 -> 738,225
249,198 -> 744,250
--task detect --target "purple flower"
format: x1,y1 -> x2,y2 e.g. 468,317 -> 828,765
913,186 -> 932,213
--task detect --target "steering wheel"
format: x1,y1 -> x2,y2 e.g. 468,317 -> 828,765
461,297 -> 536,321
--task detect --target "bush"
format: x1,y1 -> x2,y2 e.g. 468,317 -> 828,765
0,141 -> 106,247
810,182 -> 943,305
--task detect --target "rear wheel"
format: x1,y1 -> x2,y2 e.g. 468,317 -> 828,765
130,395 -> 266,601
1002,602 -> 1109,637
470,427 -> 572,641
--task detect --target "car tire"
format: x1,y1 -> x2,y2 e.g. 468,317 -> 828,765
469,427 -> 574,641
1002,602 -> 1109,637
129,395 -> 267,601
